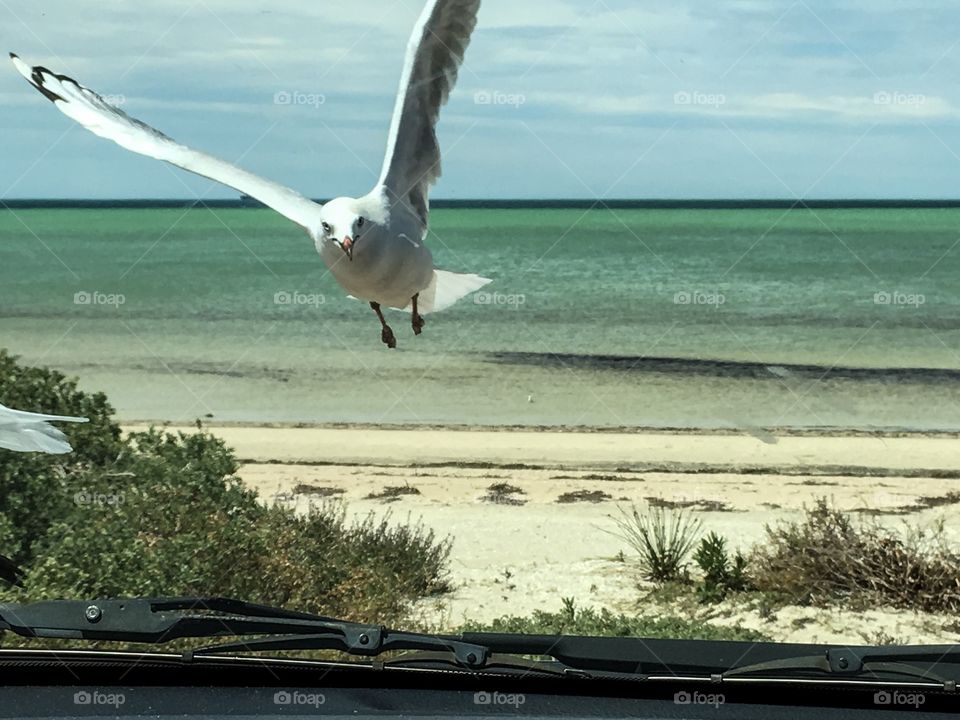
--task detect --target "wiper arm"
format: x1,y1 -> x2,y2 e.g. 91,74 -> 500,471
4,596 -> 960,689
721,646 -> 959,689
0,596 -> 490,669
453,633 -> 960,688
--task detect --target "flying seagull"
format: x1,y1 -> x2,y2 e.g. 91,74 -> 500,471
10,0 -> 489,348
0,553 -> 24,587
0,402 -> 89,454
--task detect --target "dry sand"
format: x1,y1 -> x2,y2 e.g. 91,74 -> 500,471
125,424 -> 960,644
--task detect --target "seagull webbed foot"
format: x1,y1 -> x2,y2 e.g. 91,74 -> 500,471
381,325 -> 397,349
410,293 -> 425,336
370,301 -> 398,349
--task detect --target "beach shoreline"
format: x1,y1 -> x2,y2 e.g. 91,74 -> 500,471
123,423 -> 960,473
121,419 -> 960,437
117,423 -> 960,643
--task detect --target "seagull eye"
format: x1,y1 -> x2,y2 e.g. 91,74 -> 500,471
357,217 -> 364,228
321,222 -> 331,234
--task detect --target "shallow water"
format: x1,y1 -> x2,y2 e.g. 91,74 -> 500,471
2,206 -> 959,429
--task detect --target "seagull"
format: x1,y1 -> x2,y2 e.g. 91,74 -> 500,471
0,402 -> 89,454
0,553 -> 24,587
10,0 -> 489,348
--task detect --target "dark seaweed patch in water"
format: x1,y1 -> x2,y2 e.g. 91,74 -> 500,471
485,352 -> 960,384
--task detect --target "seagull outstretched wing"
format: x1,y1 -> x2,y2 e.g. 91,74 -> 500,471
376,0 -> 480,227
10,54 -> 323,230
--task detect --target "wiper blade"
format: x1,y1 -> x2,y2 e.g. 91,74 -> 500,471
3,597 -> 960,690
453,633 -> 960,688
720,646 -> 959,688
0,597 -> 490,669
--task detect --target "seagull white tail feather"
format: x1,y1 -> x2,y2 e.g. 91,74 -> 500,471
415,270 -> 491,314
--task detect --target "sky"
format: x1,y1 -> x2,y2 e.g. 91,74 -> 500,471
1,0 -> 959,199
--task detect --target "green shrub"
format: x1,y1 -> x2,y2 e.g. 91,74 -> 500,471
694,532 -> 749,603
751,498 -> 960,612
0,353 -> 450,626
611,503 -> 701,583
460,597 -> 767,641
0,350 -> 122,561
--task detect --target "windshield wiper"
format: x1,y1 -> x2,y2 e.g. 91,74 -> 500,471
453,634 -> 960,688
1,596 -> 959,690
0,596 -> 490,669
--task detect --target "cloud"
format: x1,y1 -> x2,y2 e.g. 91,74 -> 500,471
2,0 -> 960,198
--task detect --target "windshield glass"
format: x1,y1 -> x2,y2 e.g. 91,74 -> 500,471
1,0 -> 959,656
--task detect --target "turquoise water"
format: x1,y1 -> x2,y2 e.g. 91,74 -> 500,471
2,206 -> 959,429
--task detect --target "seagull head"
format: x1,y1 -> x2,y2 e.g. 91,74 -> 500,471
318,197 -> 367,261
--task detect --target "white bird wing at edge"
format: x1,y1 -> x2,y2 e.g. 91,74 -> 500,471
376,0 -> 481,227
9,54 -> 323,230
0,403 -> 88,453
0,403 -> 88,424
0,423 -> 74,454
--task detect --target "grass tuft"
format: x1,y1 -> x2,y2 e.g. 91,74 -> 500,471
611,503 -> 702,583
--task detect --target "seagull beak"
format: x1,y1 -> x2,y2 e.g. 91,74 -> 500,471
340,236 -> 354,261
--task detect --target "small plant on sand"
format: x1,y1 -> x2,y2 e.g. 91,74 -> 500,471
557,489 -> 611,504
292,483 -> 345,497
611,503 -> 702,583
751,498 -> 960,612
366,484 -> 421,501
482,482 -> 526,506
694,531 -> 749,603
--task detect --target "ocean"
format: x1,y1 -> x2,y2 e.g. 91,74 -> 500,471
2,204 -> 959,431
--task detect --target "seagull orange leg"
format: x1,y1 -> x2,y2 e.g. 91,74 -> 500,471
370,302 -> 397,349
411,293 -> 425,336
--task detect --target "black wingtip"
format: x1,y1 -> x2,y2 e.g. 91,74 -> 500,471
28,66 -> 66,103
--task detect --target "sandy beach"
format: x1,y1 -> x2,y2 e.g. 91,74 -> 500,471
125,424 -> 960,644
